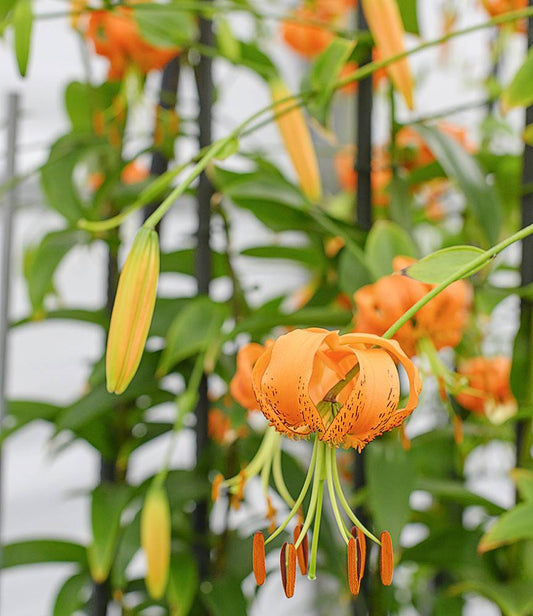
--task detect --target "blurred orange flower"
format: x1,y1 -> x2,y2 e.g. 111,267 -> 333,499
208,408 -> 248,445
88,160 -> 149,192
481,0 -> 526,33
338,52 -> 388,95
353,256 -> 472,357
86,8 -> 179,80
334,146 -> 391,207
252,328 -> 421,451
456,356 -> 517,422
229,342 -> 266,411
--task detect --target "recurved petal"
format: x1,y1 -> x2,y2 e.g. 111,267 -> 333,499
253,329 -> 338,436
230,342 -> 265,410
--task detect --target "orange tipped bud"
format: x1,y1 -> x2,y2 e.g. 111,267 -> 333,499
280,542 -> 297,598
269,78 -> 322,202
361,0 -> 415,109
211,474 -> 224,502
141,485 -> 171,600
106,228 -> 160,394
347,537 -> 360,595
293,524 -> 309,575
379,531 -> 394,586
253,532 -> 266,586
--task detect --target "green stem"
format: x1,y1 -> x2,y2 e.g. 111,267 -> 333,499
331,451 -> 380,545
272,445 -> 296,508
265,435 -> 319,545
308,467 -> 325,580
325,446 -> 350,544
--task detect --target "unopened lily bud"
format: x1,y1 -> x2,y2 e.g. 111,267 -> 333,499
141,484 -> 171,600
269,78 -> 322,202
361,0 -> 415,110
106,227 -> 159,394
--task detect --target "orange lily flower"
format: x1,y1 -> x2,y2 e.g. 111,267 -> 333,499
252,328 -> 421,451
280,3 -> 339,59
229,342 -> 265,411
85,8 -> 179,80
354,256 -> 472,357
456,356 -> 517,423
335,145 -> 391,207
208,407 -> 248,446
222,327 -> 420,596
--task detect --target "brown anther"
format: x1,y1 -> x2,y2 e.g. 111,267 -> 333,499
280,542 -> 297,598
453,415 -> 464,445
347,537 -> 360,595
211,474 -> 224,502
380,531 -> 394,586
253,532 -> 266,586
236,470 -> 246,501
351,526 -> 366,580
293,524 -> 309,575
230,494 -> 241,510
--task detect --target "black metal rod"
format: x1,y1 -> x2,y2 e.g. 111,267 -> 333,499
0,93 -> 19,584
193,7 -> 214,582
353,5 -> 373,615
355,3 -> 373,233
517,0 -> 533,486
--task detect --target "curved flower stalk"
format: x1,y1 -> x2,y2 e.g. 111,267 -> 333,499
218,328 -> 421,596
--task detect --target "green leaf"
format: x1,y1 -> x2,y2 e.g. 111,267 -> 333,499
413,124 -> 502,246
398,0 -> 419,35
232,41 -> 278,80
308,38 -> 355,126
215,16 -> 240,62
25,229 -> 89,313
510,468 -> 533,501
240,245 -> 323,268
479,502 -> 533,553
416,478 -> 505,516
53,572 -> 90,616
2,540 -> 88,568
0,0 -> 17,20
338,246 -> 373,295
453,577 -> 533,616
167,552 -> 199,616
111,510 -> 141,590
365,220 -> 417,277
160,249 -> 228,278
12,0 -> 32,76
365,439 -> 415,548
402,527 -> 482,570
1,400 -> 62,442
201,575 -> 247,616
88,484 -> 133,583
403,245 -> 486,284
11,308 -> 108,329
157,297 -> 228,376
132,3 -> 197,47
511,308 -> 533,409
502,45 -> 533,110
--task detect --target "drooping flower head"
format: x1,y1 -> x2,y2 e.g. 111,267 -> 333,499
455,356 -> 517,423
354,256 -> 472,357
252,328 -> 421,451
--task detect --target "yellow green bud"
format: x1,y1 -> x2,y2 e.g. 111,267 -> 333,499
141,484 -> 171,600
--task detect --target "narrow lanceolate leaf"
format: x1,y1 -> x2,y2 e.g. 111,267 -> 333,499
141,484 -> 171,600
478,502 -> 533,553
403,246 -> 486,284
362,0 -> 414,109
269,78 -> 322,202
12,0 -> 33,76
502,46 -> 533,110
106,227 -> 160,394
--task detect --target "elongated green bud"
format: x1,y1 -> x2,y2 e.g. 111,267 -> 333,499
106,227 -> 159,394
141,484 -> 171,600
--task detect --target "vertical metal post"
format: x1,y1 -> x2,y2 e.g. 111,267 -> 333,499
194,8 -> 214,583
517,0 -> 533,479
0,93 -> 19,575
354,6 -> 373,615
355,4 -> 373,232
